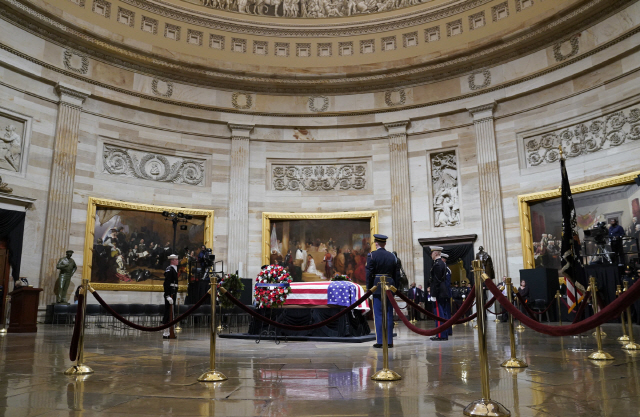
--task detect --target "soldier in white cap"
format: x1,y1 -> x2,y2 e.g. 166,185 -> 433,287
162,254 -> 179,339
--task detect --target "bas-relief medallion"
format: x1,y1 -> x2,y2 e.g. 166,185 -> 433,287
0,114 -> 26,173
102,144 -> 206,186
430,150 -> 460,227
524,106 -> 640,167
272,163 -> 366,191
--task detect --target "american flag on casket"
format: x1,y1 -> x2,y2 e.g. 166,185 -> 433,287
284,281 -> 370,313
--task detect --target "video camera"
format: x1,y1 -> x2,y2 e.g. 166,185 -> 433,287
584,221 -> 608,245
202,248 -> 216,267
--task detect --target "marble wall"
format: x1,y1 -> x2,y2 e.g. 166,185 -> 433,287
1,3 -> 640,309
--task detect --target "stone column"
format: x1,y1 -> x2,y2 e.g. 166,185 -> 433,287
385,121 -> 414,283
468,102 -> 507,279
40,83 -> 91,304
227,123 -> 253,277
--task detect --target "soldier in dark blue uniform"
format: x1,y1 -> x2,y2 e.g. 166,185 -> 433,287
427,246 -> 450,341
366,234 -> 397,348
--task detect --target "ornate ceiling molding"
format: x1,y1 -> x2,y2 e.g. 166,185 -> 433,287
0,0 -> 634,94
125,0 -> 493,37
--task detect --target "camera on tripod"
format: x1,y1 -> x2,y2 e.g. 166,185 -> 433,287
584,221 -> 608,245
202,248 -> 216,267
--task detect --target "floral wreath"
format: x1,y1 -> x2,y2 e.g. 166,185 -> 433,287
216,273 -> 244,310
254,264 -> 292,308
331,273 -> 352,282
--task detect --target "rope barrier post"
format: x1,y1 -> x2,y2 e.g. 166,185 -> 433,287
622,281 -> 640,351
64,279 -> 94,375
616,285 -> 629,342
175,295 -> 182,333
371,276 -> 401,382
463,261 -> 510,417
587,277 -> 614,361
198,283 -> 227,382
0,295 -> 9,335
556,290 -> 562,326
515,298 -> 525,332
501,278 -> 527,369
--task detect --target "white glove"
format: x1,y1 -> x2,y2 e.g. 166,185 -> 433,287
166,296 -> 173,305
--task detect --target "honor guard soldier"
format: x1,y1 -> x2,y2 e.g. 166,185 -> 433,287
162,254 -> 179,339
428,247 -> 450,341
366,234 -> 397,349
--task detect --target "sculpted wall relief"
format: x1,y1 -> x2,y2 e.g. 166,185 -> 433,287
201,0 -> 426,18
524,105 -> 640,168
102,144 -> 206,186
272,163 -> 367,191
430,150 -> 460,227
0,111 -> 28,174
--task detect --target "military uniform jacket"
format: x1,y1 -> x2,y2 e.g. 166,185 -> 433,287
429,258 -> 449,299
366,247 -> 397,295
164,265 -> 179,298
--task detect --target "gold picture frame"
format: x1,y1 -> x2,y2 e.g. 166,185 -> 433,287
518,170 -> 640,269
83,197 -> 214,292
261,211 -> 378,266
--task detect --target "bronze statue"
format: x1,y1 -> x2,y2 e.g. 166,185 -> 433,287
55,250 -> 77,304
475,246 -> 495,280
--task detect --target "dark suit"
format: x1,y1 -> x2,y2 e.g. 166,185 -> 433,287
162,265 -> 178,324
366,247 -> 397,345
407,287 -> 420,321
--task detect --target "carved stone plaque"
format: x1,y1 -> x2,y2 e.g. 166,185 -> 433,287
272,163 -> 366,191
430,150 -> 460,227
524,106 -> 640,167
0,112 -> 27,173
102,144 -> 205,186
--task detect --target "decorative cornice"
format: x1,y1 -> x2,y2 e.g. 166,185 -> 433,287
126,0 -> 493,37
0,0 -> 634,95
228,123 -> 254,137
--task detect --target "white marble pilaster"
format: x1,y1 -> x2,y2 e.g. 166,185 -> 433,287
385,121 -> 415,283
468,102 -> 507,279
40,83 -> 91,304
227,123 -> 253,277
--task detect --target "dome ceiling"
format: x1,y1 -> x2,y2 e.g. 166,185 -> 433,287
1,0 -> 633,94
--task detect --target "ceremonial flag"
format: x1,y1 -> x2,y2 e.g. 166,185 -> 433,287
559,152 -> 585,312
284,281 -> 370,312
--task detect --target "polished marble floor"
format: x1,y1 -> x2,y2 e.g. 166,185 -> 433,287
1,320 -> 639,416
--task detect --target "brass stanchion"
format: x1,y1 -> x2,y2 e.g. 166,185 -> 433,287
616,285 -> 629,342
64,279 -> 94,375
622,281 -> 640,351
501,278 -> 527,368
463,261 -> 510,417
515,297 -> 525,332
587,277 -> 614,360
371,276 -> 401,381
0,295 -> 10,335
174,296 -> 182,333
556,290 -> 562,326
198,283 -> 227,382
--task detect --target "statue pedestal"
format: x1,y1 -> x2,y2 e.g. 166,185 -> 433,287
8,286 -> 42,333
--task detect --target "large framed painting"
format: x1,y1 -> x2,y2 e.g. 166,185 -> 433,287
518,170 -> 640,274
83,197 -> 214,291
262,211 -> 378,285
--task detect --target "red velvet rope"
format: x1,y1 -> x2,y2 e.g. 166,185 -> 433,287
221,288 -> 373,331
387,288 -> 476,336
90,290 -> 211,331
395,289 -> 490,324
560,297 -> 571,309
69,294 -> 84,361
571,292 -> 591,324
484,278 -> 640,336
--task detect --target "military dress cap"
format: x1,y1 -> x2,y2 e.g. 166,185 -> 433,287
373,234 -> 388,242
441,253 -> 449,258
66,250 -> 74,254
167,254 -> 179,260
430,246 -> 443,252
